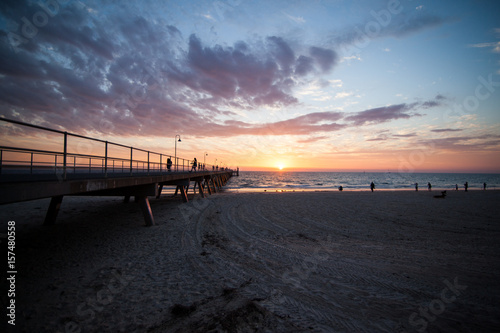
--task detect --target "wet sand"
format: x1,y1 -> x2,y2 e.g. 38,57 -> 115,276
1,190 -> 499,332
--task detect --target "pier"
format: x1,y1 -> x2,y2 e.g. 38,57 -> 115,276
0,118 -> 234,226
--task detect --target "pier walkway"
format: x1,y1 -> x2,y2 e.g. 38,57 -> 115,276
0,118 -> 234,226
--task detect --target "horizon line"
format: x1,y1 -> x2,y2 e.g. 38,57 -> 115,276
237,167 -> 500,174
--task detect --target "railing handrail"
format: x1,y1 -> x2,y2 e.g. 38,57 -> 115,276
1,117 -> 159,153
0,146 -> 172,163
0,117 -> 233,179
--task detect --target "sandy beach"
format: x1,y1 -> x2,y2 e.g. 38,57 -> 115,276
1,189 -> 500,332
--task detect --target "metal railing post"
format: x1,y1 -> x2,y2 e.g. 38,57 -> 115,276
147,151 -> 150,175
104,141 -> 108,178
63,131 -> 67,180
130,147 -> 133,175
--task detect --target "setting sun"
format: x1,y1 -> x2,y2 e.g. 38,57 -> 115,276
277,164 -> 285,170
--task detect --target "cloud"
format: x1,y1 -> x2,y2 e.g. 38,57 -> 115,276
284,12 -> 306,24
297,136 -> 329,143
190,99 -> 440,138
0,1 -> 452,143
420,134 -> 500,151
392,133 -> 417,137
468,42 -> 500,53
329,11 -> 450,47
344,104 -> 421,126
431,128 -> 463,133
334,91 -> 353,99
341,96 -> 443,128
310,46 -> 338,72
385,13 -> 448,38
0,0 -> 341,137
366,136 -> 388,142
295,55 -> 315,76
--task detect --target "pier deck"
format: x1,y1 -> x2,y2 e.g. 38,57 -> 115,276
0,118 -> 234,226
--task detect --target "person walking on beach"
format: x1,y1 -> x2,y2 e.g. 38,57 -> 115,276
464,181 -> 468,192
455,184 -> 458,191
427,182 -> 432,191
483,182 -> 487,190
415,183 -> 418,191
370,182 -> 375,192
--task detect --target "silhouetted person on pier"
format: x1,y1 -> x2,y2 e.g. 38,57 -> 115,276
483,182 -> 487,190
190,158 -> 197,172
370,182 -> 375,192
167,158 -> 172,172
427,182 -> 432,191
464,181 -> 468,192
415,183 -> 418,191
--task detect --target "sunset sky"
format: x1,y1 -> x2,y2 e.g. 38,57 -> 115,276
1,0 -> 500,172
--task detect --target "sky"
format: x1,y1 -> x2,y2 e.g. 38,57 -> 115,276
1,0 -> 500,172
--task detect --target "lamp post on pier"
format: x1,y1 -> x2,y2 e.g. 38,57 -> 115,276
174,135 -> 181,171
204,151 -> 208,169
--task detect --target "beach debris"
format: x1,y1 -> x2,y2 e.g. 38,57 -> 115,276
433,191 -> 447,199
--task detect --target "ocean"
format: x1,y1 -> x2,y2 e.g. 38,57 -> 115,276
226,171 -> 500,192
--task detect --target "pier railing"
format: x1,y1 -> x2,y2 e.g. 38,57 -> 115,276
0,117 -> 227,181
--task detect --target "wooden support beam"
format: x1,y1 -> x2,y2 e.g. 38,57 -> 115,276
137,196 -> 155,226
176,185 -> 189,202
44,195 -> 64,225
205,179 -> 212,195
197,180 -> 205,198
211,178 -> 217,193
156,184 -> 163,199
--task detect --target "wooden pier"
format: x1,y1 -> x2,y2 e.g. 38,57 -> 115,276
0,118 -> 234,226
